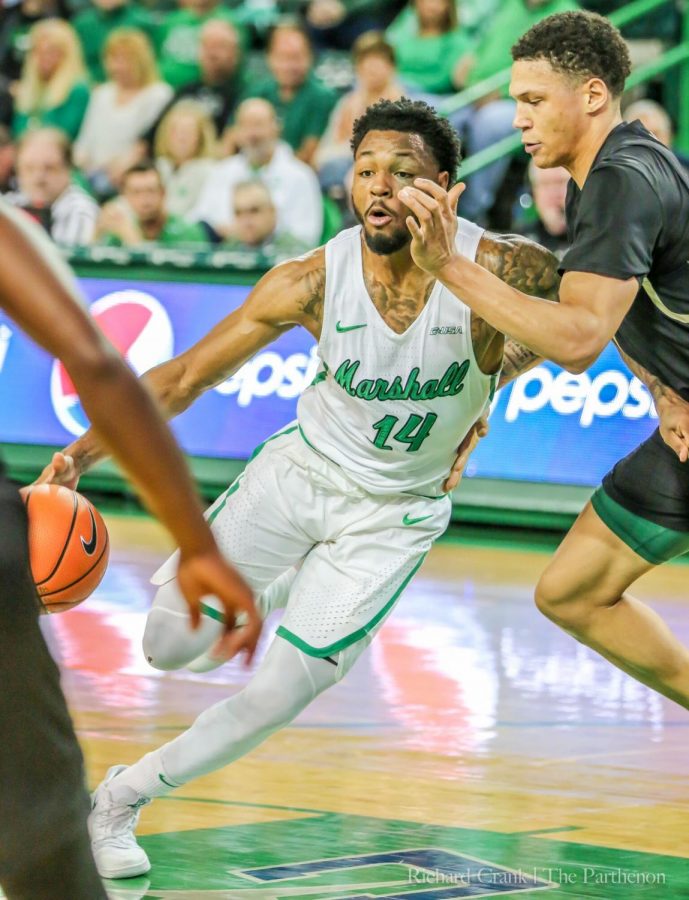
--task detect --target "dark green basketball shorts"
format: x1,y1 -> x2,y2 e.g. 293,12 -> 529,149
592,428 -> 689,565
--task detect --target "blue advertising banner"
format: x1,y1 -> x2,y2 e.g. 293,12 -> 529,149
0,277 -> 657,487
468,349 -> 658,486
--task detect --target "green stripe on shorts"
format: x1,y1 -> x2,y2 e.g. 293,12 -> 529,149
207,476 -> 243,526
248,424 -> 298,462
207,425 -> 299,526
591,487 -> 689,565
275,554 -> 427,657
200,601 -> 225,623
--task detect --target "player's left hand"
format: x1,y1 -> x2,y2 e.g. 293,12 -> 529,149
443,416 -> 488,493
35,452 -> 80,490
399,178 -> 465,275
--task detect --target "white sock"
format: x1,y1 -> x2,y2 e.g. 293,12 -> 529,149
109,749 -> 179,802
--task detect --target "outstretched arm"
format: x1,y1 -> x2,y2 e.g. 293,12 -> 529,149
41,249 -> 326,482
400,178 -> 637,373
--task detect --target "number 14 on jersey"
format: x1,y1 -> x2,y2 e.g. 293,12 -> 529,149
371,413 -> 438,452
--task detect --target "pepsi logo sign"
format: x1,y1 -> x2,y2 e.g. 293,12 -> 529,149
50,290 -> 174,436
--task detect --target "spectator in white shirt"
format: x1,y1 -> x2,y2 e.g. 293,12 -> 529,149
191,98 -> 323,247
73,28 -> 173,197
4,128 -> 98,246
222,179 -> 311,257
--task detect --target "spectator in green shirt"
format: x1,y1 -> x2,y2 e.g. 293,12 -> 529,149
96,161 -> 208,246
157,0 -> 246,90
73,0 -> 158,83
222,179 -> 310,258
247,21 -> 337,166
386,0 -> 476,95
384,0 -> 500,46
12,19 -> 90,140
464,0 -> 579,87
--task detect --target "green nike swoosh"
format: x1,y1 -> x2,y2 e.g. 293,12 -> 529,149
403,513 -> 434,526
336,321 -> 368,333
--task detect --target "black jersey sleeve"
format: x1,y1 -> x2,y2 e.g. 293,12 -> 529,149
560,163 -> 663,281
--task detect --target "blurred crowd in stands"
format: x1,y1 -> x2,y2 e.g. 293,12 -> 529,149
0,0 -> 685,260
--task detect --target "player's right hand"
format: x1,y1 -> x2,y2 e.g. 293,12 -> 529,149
657,395 -> 689,462
176,549 -> 261,663
443,417 -> 489,493
35,452 -> 80,490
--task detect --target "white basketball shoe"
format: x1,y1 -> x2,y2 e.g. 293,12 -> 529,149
88,765 -> 151,879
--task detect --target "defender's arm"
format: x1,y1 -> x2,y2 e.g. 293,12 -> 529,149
0,205 -> 261,647
401,178 -> 637,373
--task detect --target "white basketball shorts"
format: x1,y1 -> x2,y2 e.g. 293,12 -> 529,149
151,423 -> 452,677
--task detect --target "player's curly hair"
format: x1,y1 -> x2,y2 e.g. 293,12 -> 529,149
511,11 -> 631,97
351,98 -> 463,180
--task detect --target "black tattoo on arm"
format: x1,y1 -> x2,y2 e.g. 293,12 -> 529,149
499,339 -> 542,387
617,344 -> 682,411
477,232 -> 561,301
476,233 -> 562,387
291,251 -> 326,335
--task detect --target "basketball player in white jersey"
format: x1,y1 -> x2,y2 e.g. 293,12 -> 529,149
42,99 -> 560,879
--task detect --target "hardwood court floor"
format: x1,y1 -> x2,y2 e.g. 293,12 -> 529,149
41,516 -> 689,899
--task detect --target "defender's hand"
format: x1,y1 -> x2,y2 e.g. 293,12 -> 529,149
399,179 -> 465,275
177,549 -> 261,663
657,395 -> 689,462
35,452 -> 80,490
443,417 -> 488,493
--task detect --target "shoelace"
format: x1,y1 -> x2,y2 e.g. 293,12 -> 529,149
92,790 -> 149,846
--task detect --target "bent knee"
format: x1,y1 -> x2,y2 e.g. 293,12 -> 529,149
534,573 -> 595,630
143,582 -> 221,671
142,610 -> 189,670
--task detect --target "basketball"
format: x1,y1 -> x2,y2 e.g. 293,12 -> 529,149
21,484 -> 110,612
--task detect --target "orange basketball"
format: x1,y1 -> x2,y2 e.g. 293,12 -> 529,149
20,484 -> 110,613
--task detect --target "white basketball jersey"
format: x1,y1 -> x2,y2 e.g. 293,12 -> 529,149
297,220 -> 497,497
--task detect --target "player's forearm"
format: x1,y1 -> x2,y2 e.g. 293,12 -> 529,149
64,356 -> 197,476
498,338 -> 543,387
68,351 -> 214,555
437,255 -> 598,371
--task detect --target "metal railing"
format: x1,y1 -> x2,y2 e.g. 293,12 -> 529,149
441,0 -> 689,178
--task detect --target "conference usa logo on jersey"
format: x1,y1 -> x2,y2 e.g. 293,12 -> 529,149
50,290 -> 174,437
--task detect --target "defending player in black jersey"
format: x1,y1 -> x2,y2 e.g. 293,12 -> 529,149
399,11 -> 689,709
0,202 -> 259,899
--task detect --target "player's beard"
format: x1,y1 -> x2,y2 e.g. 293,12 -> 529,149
353,204 -> 410,255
